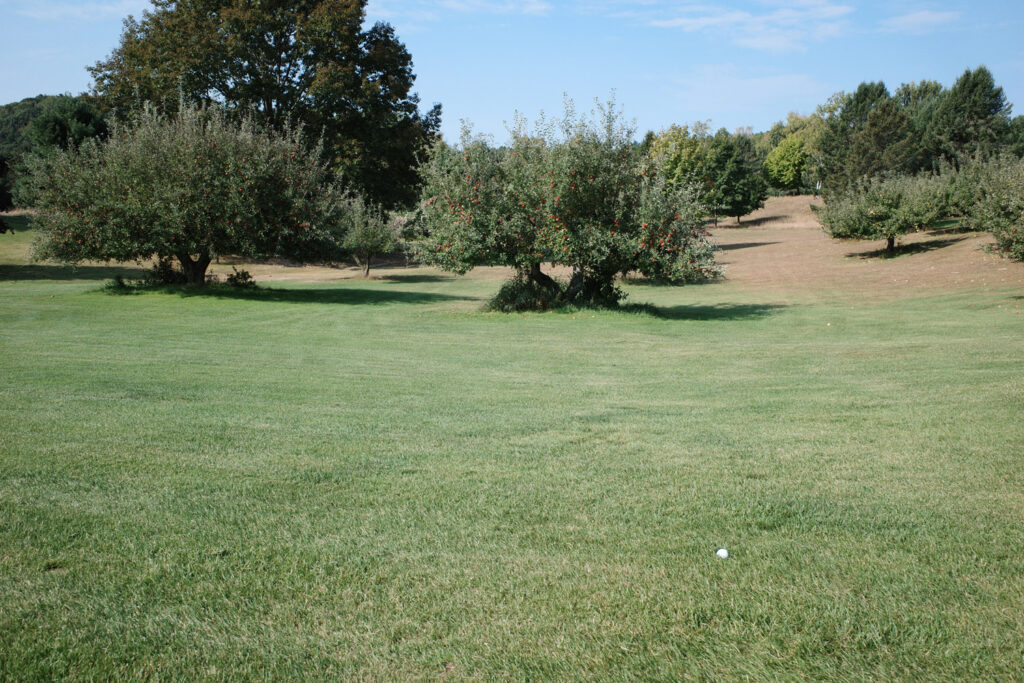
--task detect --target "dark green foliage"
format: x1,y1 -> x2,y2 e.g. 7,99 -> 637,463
23,103 -> 346,285
26,96 -> 108,151
0,94 -> 109,211
819,82 -> 895,192
927,66 -> 1012,164
487,271 -> 565,312
848,98 -> 917,179
226,267 -> 256,287
1009,116 -> 1024,157
0,96 -> 52,210
0,156 -> 12,212
705,129 -> 767,222
815,68 -> 1016,194
89,0 -> 440,210
147,255 -> 189,285
650,124 -> 765,221
0,96 -> 49,160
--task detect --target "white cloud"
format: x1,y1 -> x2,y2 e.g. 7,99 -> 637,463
366,0 -> 853,49
879,10 -> 960,34
630,0 -> 854,52
14,0 -> 149,22
428,0 -> 552,15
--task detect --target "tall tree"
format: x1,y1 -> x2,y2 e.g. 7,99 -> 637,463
763,134 -> 807,193
89,0 -> 440,210
704,129 -> 766,223
847,98 -> 917,179
648,122 -> 712,189
927,66 -> 1012,164
818,82 -> 890,192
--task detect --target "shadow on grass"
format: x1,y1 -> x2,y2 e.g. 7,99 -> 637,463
0,214 -> 32,233
108,282 -> 477,306
718,241 -> 780,251
847,236 -> 968,260
926,219 -> 977,235
0,263 -> 150,281
621,302 -> 788,321
623,276 -> 720,288
378,273 -> 455,284
730,215 -> 783,229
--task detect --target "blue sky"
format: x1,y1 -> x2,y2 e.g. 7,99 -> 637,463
2,0 -> 1022,143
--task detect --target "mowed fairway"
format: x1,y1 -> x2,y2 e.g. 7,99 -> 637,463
2,201 -> 1023,680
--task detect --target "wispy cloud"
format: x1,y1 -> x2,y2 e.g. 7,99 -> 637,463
440,0 -> 552,14
367,0 -> 853,50
635,0 -> 854,52
372,0 -> 551,19
879,10 -> 960,34
14,0 -> 149,22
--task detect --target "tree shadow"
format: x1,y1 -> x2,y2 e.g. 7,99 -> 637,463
623,275 -> 719,288
110,283 -> 477,306
0,263 -> 150,281
846,236 -> 968,260
378,273 -> 456,284
718,241 -> 780,251
621,302 -> 788,321
0,214 -> 31,233
726,215 -> 782,229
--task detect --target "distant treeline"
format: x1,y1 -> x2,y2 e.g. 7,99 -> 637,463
0,94 -> 107,211
749,65 -> 1023,196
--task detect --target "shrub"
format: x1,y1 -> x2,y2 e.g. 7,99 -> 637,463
967,155 -> 1024,260
817,173 -> 945,251
226,267 -> 256,287
337,194 -> 399,277
488,273 -> 566,312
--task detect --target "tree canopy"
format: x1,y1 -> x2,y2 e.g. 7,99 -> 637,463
413,102 -> 719,309
763,134 -> 807,193
24,103 -> 345,284
89,0 -> 440,210
650,124 -> 765,223
26,96 -> 108,151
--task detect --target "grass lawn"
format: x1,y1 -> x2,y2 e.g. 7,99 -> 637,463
1,218 -> 1023,679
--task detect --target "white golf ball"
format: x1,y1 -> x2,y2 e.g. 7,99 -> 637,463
716,548 -> 729,559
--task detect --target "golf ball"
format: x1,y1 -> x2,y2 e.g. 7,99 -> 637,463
716,548 -> 729,559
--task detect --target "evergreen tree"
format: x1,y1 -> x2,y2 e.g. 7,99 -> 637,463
927,66 -> 1012,164
705,129 -> 766,223
26,95 -> 108,150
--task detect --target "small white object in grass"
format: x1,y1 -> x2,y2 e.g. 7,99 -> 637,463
716,548 -> 729,559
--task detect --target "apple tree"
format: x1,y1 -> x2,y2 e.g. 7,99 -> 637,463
23,103 -> 345,284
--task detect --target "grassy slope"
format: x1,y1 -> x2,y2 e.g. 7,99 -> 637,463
1,227 -> 1023,679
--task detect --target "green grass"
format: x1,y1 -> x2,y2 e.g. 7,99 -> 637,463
1,231 -> 1023,679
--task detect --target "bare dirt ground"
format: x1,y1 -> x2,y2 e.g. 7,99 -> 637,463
5,198 -> 1023,298
710,195 -> 1024,298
